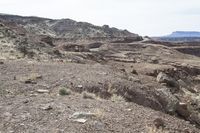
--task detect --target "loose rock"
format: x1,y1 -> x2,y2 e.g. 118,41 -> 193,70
36,89 -> 49,93
92,121 -> 105,131
157,72 -> 179,89
0,61 -> 4,64
40,104 -> 53,111
69,111 -> 96,123
153,118 -> 165,128
176,102 -> 191,119
155,88 -> 179,114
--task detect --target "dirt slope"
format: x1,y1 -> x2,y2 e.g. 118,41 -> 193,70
0,60 -> 199,133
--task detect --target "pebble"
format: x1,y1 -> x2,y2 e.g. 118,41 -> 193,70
40,104 -> 53,111
36,89 -> 50,93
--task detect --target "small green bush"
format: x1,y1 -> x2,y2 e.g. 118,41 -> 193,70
59,88 -> 71,96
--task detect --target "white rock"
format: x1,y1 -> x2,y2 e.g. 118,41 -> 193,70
36,89 -> 49,93
73,118 -> 87,123
77,85 -> 83,88
70,112 -> 96,119
69,111 -> 96,123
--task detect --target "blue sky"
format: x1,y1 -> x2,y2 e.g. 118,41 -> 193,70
0,0 -> 199,36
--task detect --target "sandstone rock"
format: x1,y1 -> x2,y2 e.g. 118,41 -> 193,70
73,118 -> 87,123
128,76 -> 140,83
157,72 -> 179,89
150,56 -> 159,64
190,112 -> 200,126
69,111 -> 96,123
155,88 -> 179,114
70,112 -> 96,119
178,79 -> 198,93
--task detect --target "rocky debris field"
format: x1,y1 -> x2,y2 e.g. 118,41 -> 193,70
0,59 -> 200,133
0,14 -> 200,133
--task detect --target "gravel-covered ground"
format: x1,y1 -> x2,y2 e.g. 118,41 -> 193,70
0,60 -> 200,133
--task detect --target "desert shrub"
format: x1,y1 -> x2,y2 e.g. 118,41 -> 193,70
59,88 -> 71,96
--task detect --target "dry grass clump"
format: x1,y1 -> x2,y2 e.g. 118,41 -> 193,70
111,94 -> 125,102
82,91 -> 96,99
93,108 -> 105,119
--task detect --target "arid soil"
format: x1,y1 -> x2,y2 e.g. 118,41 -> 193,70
0,59 -> 200,133
0,14 -> 200,133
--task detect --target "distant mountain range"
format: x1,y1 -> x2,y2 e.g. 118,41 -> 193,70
165,31 -> 200,38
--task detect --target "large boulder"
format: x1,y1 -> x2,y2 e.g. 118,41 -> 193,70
190,112 -> 200,126
157,72 -> 179,89
176,102 -> 191,119
155,88 -> 179,114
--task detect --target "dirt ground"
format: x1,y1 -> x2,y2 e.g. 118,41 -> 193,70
0,15 -> 200,132
0,58 -> 200,133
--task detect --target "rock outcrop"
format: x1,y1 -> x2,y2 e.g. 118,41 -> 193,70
0,14 -> 142,41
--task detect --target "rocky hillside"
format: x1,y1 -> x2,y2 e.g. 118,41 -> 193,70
0,14 -> 141,41
1,14 -> 200,133
0,14 -> 142,61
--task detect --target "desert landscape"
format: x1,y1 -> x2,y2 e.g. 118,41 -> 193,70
0,14 -> 200,133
